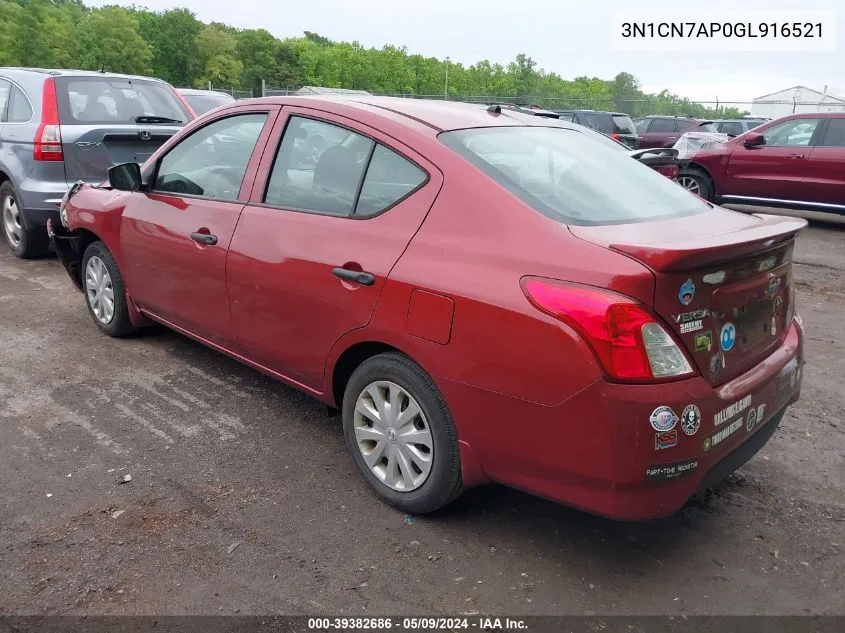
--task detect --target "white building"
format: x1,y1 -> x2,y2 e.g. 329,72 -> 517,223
751,86 -> 845,118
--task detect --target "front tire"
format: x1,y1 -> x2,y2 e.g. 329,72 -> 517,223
678,168 -> 714,202
1,181 -> 50,259
342,352 -> 464,514
81,241 -> 136,337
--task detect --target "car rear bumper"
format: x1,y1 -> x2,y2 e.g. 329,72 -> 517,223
440,319 -> 804,521
16,176 -> 68,228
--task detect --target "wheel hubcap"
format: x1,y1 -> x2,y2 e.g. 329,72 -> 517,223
85,256 -> 115,324
2,194 -> 22,248
353,380 -> 433,492
678,176 -> 701,195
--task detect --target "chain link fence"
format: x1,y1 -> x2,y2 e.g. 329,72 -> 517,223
255,83 -> 845,118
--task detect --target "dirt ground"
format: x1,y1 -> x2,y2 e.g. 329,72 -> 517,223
0,207 -> 843,617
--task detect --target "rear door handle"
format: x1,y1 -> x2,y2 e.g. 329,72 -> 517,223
787,153 -> 805,159
190,232 -> 218,245
332,267 -> 375,286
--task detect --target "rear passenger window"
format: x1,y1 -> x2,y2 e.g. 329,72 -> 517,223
7,86 -> 33,122
356,145 -> 427,217
264,116 -> 427,218
650,118 -> 677,133
819,119 -> 845,147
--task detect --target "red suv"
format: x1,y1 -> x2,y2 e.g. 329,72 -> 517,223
634,116 -> 717,148
678,113 -> 845,214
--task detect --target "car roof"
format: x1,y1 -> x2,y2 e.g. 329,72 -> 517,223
232,95 -> 590,133
0,67 -> 169,83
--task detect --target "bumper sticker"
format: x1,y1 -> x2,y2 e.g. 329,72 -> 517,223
650,406 -> 679,432
681,405 -> 701,436
655,429 -> 678,450
645,458 -> 699,482
714,395 -> 752,427
702,417 -> 743,453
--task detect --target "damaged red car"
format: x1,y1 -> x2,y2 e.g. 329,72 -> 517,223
49,97 -> 806,520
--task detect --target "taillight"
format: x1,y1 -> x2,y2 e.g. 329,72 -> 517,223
34,77 -> 63,161
521,278 -> 694,382
609,133 -> 621,141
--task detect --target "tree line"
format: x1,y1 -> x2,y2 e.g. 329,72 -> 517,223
0,0 -> 748,118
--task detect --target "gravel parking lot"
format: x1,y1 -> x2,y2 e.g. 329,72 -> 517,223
1,208 -> 843,616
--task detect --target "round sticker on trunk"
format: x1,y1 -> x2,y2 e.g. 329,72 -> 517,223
679,279 -> 695,306
720,322 -> 736,351
681,405 -> 701,436
650,406 -> 679,432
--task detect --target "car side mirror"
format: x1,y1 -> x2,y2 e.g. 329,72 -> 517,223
108,162 -> 144,191
743,132 -> 765,148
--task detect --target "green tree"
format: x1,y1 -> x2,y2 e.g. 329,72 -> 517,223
75,6 -> 152,74
235,29 -> 281,92
138,8 -> 202,86
196,24 -> 243,87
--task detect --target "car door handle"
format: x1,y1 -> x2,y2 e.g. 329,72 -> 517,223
332,267 -> 375,286
787,153 -> 805,159
190,231 -> 218,246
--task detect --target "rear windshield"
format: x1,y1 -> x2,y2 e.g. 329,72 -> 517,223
611,114 -> 636,134
439,126 -> 709,226
57,77 -> 190,125
698,122 -> 717,132
576,112 -> 612,133
182,92 -> 235,115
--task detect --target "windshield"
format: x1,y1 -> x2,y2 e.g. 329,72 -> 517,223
439,126 -> 709,226
57,77 -> 190,125
698,122 -> 717,132
182,92 -> 236,115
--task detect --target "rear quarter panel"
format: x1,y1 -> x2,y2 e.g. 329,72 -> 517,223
325,148 -> 655,408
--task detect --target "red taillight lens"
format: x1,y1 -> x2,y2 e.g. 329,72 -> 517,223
521,278 -> 694,382
34,77 -> 63,161
609,133 -> 621,141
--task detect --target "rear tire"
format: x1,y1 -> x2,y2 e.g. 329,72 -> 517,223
678,168 -> 714,202
80,241 -> 136,337
1,181 -> 50,259
342,352 -> 464,514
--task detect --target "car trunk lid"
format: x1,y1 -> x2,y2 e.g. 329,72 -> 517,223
60,125 -> 179,184
570,210 -> 806,386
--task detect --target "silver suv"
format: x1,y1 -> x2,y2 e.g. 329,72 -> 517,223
0,68 -> 193,258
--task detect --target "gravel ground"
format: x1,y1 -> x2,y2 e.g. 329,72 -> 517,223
0,207 -> 843,616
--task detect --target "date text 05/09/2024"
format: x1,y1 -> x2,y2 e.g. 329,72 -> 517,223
621,22 -> 823,39
307,617 -> 528,631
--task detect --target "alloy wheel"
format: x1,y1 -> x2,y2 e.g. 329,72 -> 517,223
2,194 -> 22,248
353,380 -> 433,492
85,255 -> 116,324
678,176 -> 701,195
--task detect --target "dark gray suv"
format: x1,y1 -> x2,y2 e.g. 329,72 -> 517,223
0,68 -> 192,258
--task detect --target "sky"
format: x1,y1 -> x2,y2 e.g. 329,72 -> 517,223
90,0 -> 843,104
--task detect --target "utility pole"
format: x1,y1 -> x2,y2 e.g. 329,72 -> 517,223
444,57 -> 450,101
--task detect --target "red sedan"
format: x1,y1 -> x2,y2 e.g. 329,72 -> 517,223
49,97 -> 806,520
